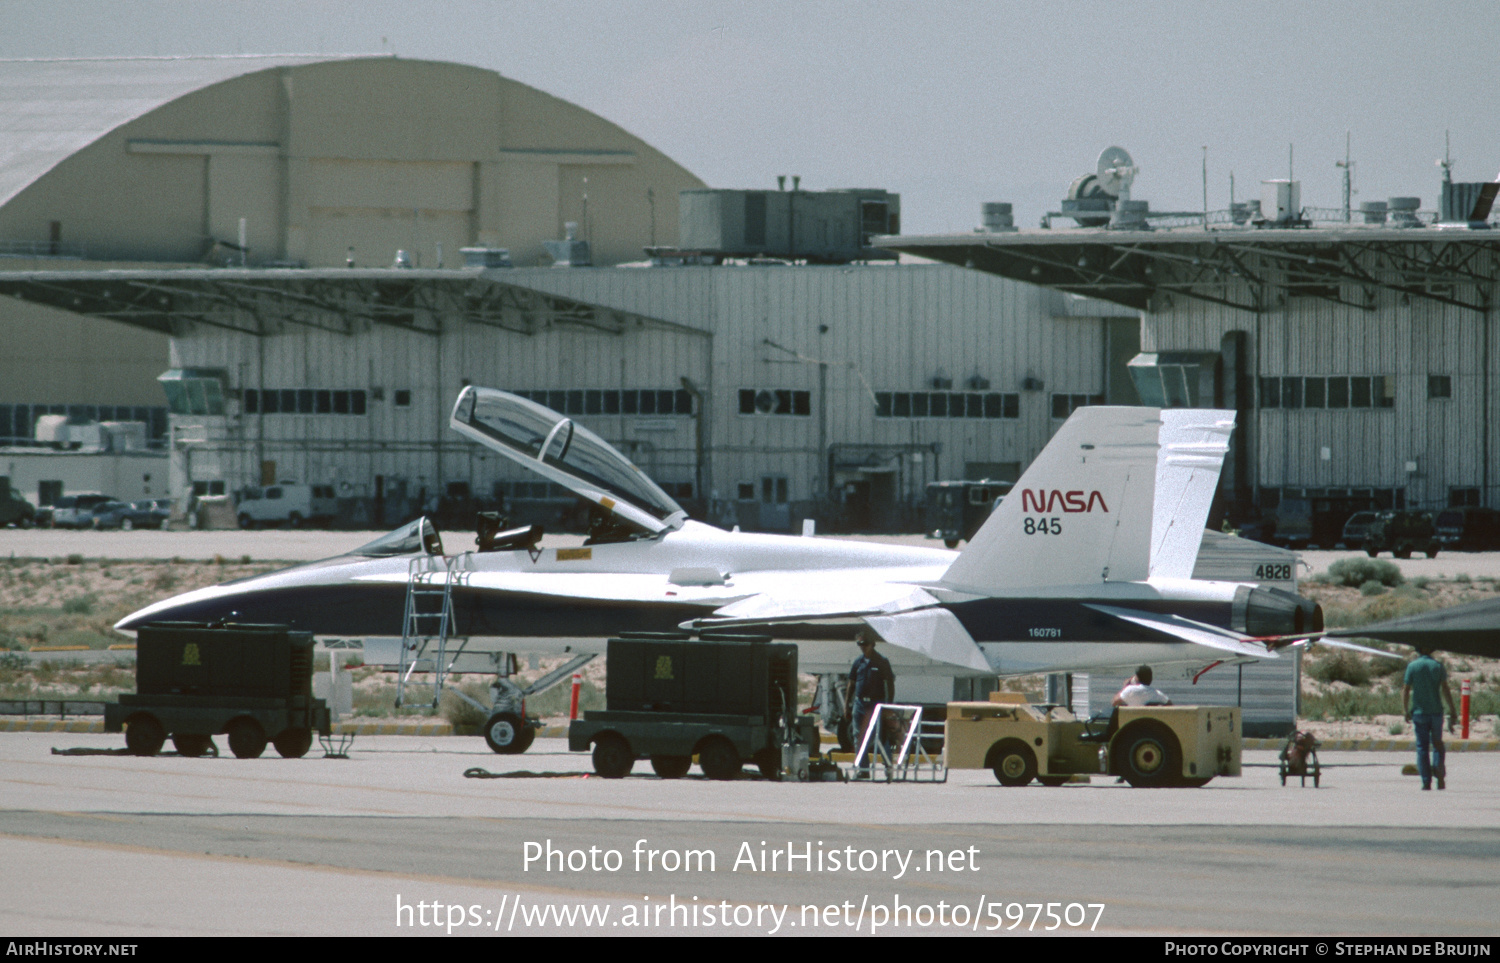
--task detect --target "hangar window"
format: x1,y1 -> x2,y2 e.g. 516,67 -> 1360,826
1450,487 -> 1480,507
1429,375 -> 1452,400
874,391 -> 1018,420
739,389 -> 811,416
394,390 -> 412,408
509,388 -> 692,417
1051,393 -> 1104,419
1260,375 -> 1394,410
243,388 -> 366,416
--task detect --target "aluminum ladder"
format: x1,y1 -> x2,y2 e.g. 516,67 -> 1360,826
396,552 -> 465,709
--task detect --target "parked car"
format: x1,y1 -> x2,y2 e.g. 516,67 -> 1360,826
1340,511 -> 1382,548
133,498 -> 173,528
89,500 -> 161,530
1364,511 -> 1439,559
236,484 -> 337,529
50,493 -> 114,528
0,487 -> 35,528
1434,506 -> 1500,551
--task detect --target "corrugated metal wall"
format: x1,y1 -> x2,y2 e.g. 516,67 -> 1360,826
1143,269 -> 1499,509
167,264 -> 1124,520
510,265 -> 1110,509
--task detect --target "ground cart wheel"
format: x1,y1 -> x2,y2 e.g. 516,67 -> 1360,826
238,513 -> 253,530
484,712 -> 529,754
698,738 -> 742,781
226,718 -> 268,759
836,716 -> 854,753
273,727 -> 313,759
988,738 -> 1037,787
1112,721 -> 1181,788
124,715 -> 165,757
650,755 -> 692,779
171,733 -> 212,758
592,733 -> 634,778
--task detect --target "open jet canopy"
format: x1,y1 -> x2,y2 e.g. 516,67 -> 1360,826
450,386 -> 688,536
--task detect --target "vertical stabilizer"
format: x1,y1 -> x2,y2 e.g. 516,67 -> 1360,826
940,407 -> 1162,593
1149,410 -> 1235,579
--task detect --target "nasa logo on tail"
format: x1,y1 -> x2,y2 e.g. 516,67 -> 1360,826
1019,490 -> 1110,514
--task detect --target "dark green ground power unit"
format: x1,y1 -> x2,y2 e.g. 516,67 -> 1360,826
604,632 -> 798,716
571,633 -> 817,781
106,621 -> 330,760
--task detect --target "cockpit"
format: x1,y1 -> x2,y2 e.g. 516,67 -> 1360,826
449,386 -> 689,537
351,516 -> 445,557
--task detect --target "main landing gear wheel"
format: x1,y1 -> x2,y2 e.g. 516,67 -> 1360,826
988,738 -> 1037,787
171,733 -> 213,758
650,755 -> 692,779
125,715 -> 166,757
592,734 -> 634,779
483,712 -> 534,754
273,727 -> 313,759
1113,722 -> 1181,788
226,718 -> 268,759
698,738 -> 742,781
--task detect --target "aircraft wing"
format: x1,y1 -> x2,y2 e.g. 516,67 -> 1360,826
687,585 -> 992,674
862,608 -> 992,673
688,584 -> 941,628
1085,604 -> 1278,661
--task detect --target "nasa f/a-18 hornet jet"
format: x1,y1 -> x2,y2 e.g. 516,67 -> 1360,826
118,387 -> 1355,753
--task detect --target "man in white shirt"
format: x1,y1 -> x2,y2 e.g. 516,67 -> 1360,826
1112,665 -> 1172,707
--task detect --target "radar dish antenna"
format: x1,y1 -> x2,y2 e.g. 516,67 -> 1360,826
1096,146 -> 1137,200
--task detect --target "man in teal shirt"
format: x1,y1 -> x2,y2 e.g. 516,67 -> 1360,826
1402,646 -> 1457,790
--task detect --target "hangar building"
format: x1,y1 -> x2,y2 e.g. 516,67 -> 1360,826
0,54 -> 705,460
886,190 -> 1500,526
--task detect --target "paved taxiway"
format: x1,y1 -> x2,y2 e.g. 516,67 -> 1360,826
3,732 -> 1499,937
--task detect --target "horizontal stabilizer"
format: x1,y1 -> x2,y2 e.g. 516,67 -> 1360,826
1086,603 -> 1277,661
862,608 -> 992,673
1327,596 -> 1500,659
1298,636 -> 1396,659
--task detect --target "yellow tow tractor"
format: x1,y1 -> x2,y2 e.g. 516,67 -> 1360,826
944,694 -> 1241,788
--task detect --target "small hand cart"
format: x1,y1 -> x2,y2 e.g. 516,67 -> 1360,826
1278,730 -> 1321,787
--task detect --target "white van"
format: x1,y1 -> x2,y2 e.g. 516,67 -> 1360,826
236,484 -> 337,528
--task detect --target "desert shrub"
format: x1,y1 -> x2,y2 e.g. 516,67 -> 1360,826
1359,580 -> 1386,597
1326,558 -> 1403,588
61,594 -> 95,615
1307,651 -> 1373,687
1302,688 -> 1402,720
440,679 -> 494,730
